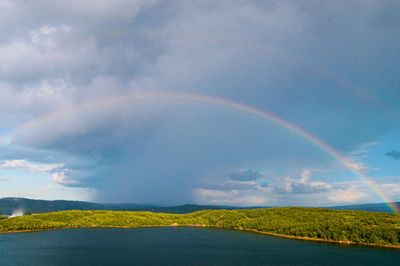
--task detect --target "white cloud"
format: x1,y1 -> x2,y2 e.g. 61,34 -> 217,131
0,159 -> 79,186
0,159 -> 63,172
52,172 -> 79,186
327,188 -> 367,203
379,183 -> 400,196
0,176 -> 8,181
278,169 -> 332,194
0,185 -> 97,202
193,169 -> 335,206
347,162 -> 373,173
0,0 -> 12,10
347,141 -> 379,173
350,142 -> 378,159
224,179 -> 270,192
193,188 -> 271,206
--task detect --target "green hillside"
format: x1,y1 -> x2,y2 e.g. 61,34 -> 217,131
1,208 -> 399,248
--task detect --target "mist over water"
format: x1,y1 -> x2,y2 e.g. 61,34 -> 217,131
0,228 -> 399,266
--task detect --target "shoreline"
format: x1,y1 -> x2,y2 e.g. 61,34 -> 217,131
1,224 -> 400,250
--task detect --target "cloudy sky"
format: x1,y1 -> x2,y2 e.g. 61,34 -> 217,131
0,0 -> 399,206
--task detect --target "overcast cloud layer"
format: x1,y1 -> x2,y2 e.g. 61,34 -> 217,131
1,0 -> 400,205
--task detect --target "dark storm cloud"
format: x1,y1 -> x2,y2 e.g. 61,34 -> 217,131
230,170 -> 263,181
385,150 -> 400,160
1,0 -> 400,204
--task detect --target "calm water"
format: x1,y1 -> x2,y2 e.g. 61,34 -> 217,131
0,227 -> 399,266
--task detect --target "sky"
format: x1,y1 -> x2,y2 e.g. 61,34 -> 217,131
0,0 -> 399,206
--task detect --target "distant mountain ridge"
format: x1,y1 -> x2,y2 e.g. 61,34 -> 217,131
0,197 -> 237,215
331,202 -> 400,213
1,197 -> 399,215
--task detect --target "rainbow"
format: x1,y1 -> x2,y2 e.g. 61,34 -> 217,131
13,91 -> 399,213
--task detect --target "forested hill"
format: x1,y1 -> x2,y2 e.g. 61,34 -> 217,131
1,208 -> 399,249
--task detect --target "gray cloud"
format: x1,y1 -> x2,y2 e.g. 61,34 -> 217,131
385,150 -> 400,160
0,0 -> 156,83
230,170 -> 263,181
1,0 -> 400,204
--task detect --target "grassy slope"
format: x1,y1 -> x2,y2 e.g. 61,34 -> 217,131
1,208 -> 399,248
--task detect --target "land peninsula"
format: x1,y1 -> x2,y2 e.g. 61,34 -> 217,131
1,207 -> 399,249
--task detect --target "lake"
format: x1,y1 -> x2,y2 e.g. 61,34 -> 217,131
0,227 -> 399,265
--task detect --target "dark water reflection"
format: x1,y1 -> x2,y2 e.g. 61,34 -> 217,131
0,227 -> 399,265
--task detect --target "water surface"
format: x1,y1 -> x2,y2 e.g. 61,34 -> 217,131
0,227 -> 399,265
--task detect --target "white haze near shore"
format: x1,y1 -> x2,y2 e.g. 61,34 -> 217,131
8,209 -> 24,218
